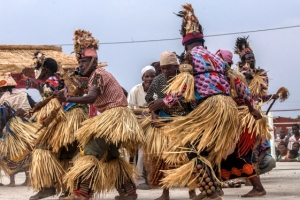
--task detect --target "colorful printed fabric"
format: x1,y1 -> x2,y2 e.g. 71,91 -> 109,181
145,74 -> 191,117
227,75 -> 252,105
163,46 -> 230,107
88,67 -> 128,113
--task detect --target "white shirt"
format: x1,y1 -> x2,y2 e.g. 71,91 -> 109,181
127,83 -> 147,108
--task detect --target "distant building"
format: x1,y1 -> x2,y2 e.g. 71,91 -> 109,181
273,116 -> 300,136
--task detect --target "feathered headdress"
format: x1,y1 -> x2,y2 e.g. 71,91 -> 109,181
234,36 -> 253,59
73,29 -> 99,61
33,51 -> 46,70
176,4 -> 204,45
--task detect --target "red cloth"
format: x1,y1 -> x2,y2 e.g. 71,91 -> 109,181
182,32 -> 204,45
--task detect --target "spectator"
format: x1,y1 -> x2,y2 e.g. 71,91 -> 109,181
287,150 -> 299,161
292,142 -> 300,152
287,124 -> 300,151
275,130 -> 288,157
255,140 -> 276,174
277,142 -> 289,161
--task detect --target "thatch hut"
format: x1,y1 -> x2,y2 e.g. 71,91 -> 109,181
0,45 -> 78,88
0,45 -> 78,73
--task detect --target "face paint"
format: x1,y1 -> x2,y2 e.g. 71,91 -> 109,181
34,68 -> 43,79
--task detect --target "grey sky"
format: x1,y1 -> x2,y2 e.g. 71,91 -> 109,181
1,0 -> 300,117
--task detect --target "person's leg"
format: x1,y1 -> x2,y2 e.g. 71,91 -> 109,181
7,173 -> 16,187
241,175 -> 266,197
21,166 -> 30,186
154,188 -> 170,200
136,148 -> 144,177
259,155 -> 276,175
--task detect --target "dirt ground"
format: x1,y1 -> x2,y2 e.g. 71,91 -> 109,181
0,162 -> 299,200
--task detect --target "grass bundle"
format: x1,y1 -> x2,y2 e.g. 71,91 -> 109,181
30,149 -> 65,191
163,95 -> 238,167
248,71 -> 268,99
0,117 -> 40,160
276,87 -> 290,102
76,107 -> 145,154
140,117 -> 169,156
102,157 -> 137,192
65,155 -> 105,194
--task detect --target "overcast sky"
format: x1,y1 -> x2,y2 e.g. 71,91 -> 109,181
1,0 -> 300,118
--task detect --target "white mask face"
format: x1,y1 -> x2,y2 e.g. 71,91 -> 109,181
34,68 -> 42,79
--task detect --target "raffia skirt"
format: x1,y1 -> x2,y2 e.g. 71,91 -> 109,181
75,106 -> 145,155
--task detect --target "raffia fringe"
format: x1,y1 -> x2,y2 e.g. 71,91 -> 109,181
30,149 -> 65,191
163,72 -> 195,102
0,117 -> 40,160
76,107 -> 145,154
141,117 -> 169,156
0,160 -> 8,180
227,69 -> 247,98
34,99 -> 68,153
249,71 -> 268,100
65,155 -> 136,194
238,105 -> 270,140
163,95 -> 238,167
162,146 -> 190,166
161,156 -> 219,189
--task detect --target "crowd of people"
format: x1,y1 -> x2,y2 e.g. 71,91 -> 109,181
275,124 -> 300,162
0,3 -> 294,200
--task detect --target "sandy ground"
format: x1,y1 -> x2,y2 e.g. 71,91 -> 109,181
0,162 -> 299,200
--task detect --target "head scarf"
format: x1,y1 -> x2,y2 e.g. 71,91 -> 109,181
141,66 -> 155,75
215,49 -> 233,64
160,51 -> 179,66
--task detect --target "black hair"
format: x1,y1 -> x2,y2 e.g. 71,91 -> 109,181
278,142 -> 287,148
289,150 -> 298,158
43,58 -> 58,73
292,124 -> 299,129
5,86 -> 15,94
293,142 -> 300,147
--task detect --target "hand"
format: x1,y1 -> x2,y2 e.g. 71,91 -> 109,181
272,94 -> 279,100
16,108 -> 27,118
250,109 -> 262,120
53,91 -> 67,102
148,98 -> 166,112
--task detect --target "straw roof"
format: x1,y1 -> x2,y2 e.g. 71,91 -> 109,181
0,45 -> 78,73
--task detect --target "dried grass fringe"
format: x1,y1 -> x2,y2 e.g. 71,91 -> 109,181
163,95 -> 238,167
34,99 -> 69,153
249,71 -> 268,99
227,69 -> 247,98
238,105 -> 270,140
140,117 -> 169,156
65,155 -> 136,195
76,107 -> 145,154
0,117 -> 40,160
161,156 -> 220,189
163,72 -> 195,102
30,149 -> 65,191
0,160 -> 8,180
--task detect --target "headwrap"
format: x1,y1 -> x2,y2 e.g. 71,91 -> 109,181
215,49 -> 233,64
141,66 -> 155,75
234,36 -> 253,59
73,29 -> 99,61
160,51 -> 179,66
176,4 -> 204,46
0,73 -> 17,87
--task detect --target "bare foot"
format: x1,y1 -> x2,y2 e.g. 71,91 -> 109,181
241,188 -> 266,197
7,183 -> 16,187
189,190 -> 197,199
155,194 -> 170,200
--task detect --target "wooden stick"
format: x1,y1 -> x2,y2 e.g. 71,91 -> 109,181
265,99 -> 276,115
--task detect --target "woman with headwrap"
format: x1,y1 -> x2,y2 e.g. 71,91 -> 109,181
144,51 -> 196,200
128,65 -> 156,189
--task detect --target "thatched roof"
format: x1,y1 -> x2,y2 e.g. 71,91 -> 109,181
0,45 -> 78,73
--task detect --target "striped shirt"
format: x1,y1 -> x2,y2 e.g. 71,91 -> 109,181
88,67 -> 128,113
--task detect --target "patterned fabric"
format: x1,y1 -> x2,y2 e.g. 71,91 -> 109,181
163,46 -> 230,107
145,74 -> 191,117
41,76 -> 60,98
256,140 -> 271,157
88,67 -> 128,113
229,75 -> 252,105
